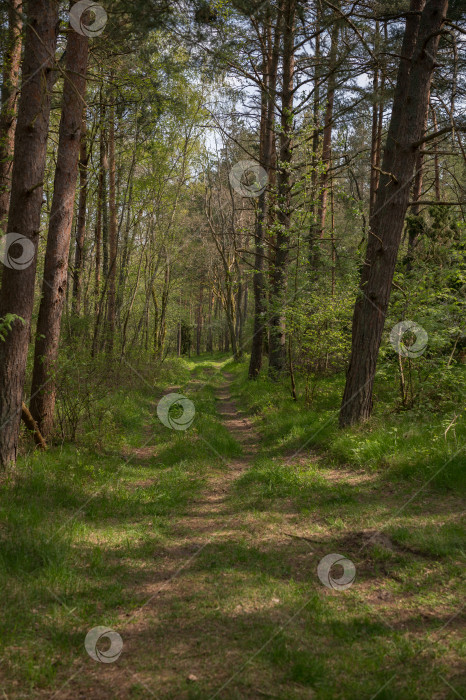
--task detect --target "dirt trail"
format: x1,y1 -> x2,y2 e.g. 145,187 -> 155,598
159,373 -> 258,537
64,373 -> 263,699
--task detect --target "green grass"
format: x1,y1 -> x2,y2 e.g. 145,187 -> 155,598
0,356 -> 236,693
226,357 -> 466,492
0,354 -> 464,699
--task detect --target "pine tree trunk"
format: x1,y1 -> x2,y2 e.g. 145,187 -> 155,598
100,107 -> 109,279
157,263 -> 170,359
0,0 -> 59,467
196,285 -> 203,355
339,0 -> 448,427
407,90 -> 431,269
107,102 -> 117,352
225,281 -> 239,359
249,11 -> 281,378
206,291 -> 213,352
316,12 -> 339,241
308,2 -> 321,267
370,22 -> 380,218
430,104 -> 442,200
30,18 -> 88,436
0,0 -> 22,234
94,111 -> 104,318
72,113 -> 88,314
268,0 -> 295,376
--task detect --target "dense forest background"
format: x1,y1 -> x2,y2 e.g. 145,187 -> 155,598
0,0 -> 464,698
0,0 -> 465,453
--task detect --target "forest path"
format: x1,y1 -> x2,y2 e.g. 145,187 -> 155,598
67,369 -> 293,700
115,371 -> 281,700
46,364 -> 465,700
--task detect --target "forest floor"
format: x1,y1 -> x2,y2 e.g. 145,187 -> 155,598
0,357 -> 464,699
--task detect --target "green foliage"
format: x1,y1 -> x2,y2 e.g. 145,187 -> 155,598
289,288 -> 353,371
230,356 -> 466,491
0,313 -> 24,342
383,207 -> 466,409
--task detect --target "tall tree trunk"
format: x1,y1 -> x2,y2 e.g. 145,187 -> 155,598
225,280 -> 239,359
94,107 -> 104,320
407,90 -> 431,269
100,108 -> 109,279
249,8 -> 282,378
339,0 -> 448,427
30,17 -> 88,436
107,102 -> 117,352
121,247 -> 143,359
206,291 -> 213,352
268,0 -> 295,376
370,22 -> 380,218
196,284 -> 203,355
238,280 -> 246,352
117,180 -> 133,314
430,104 -> 442,200
72,112 -> 88,314
157,262 -> 170,359
316,12 -> 339,241
0,0 -> 59,467
370,21 -> 388,223
249,44 -> 268,377
0,0 -> 22,234
308,1 -> 321,267
234,278 -> 242,352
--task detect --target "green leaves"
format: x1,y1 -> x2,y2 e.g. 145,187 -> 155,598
0,314 -> 24,342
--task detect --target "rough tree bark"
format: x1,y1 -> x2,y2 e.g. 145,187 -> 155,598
72,113 -> 89,314
107,102 -> 117,352
248,8 -> 282,378
157,262 -> 170,359
206,291 -> 214,352
94,105 -> 104,315
430,104 -> 442,200
0,0 -> 22,234
308,1 -> 321,268
316,11 -> 339,241
268,0 -> 295,376
407,90 -> 431,269
339,0 -> 448,427
0,0 -> 60,467
30,15 -> 88,436
196,284 -> 203,355
370,21 -> 381,218
100,106 -> 109,279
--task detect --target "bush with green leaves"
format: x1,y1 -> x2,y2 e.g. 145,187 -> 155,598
287,284 -> 354,402
382,206 -> 466,409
